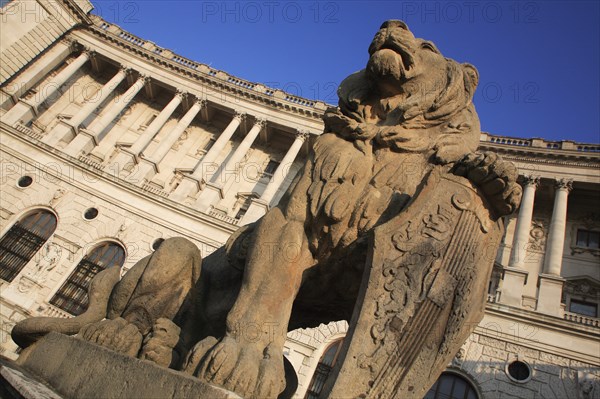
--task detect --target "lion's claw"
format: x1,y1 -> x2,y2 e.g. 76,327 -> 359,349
79,317 -> 142,357
139,318 -> 181,367
182,336 -> 285,399
455,151 -> 522,217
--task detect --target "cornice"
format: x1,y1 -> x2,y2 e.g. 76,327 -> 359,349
60,0 -> 93,25
81,23 -> 327,122
479,144 -> 600,169
485,302 -> 599,337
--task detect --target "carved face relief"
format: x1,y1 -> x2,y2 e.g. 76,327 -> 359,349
528,220 -> 546,251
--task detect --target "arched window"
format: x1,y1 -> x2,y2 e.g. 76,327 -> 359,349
305,339 -> 344,399
0,210 -> 57,282
50,242 -> 125,315
425,371 -> 480,399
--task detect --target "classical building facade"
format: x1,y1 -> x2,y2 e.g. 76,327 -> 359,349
0,1 -> 598,398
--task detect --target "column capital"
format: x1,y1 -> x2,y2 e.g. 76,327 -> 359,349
193,98 -> 207,108
253,117 -> 267,128
175,89 -> 188,100
82,48 -> 96,58
62,37 -> 79,52
555,178 -> 573,192
138,74 -> 151,84
522,175 -> 540,188
233,110 -> 246,122
119,64 -> 133,75
295,129 -> 310,142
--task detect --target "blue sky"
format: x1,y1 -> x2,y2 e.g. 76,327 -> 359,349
91,1 -> 599,143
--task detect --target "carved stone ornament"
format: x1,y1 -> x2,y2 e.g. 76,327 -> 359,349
555,178 -> 573,192
528,219 -> 546,252
564,278 -> 600,301
50,188 -> 65,206
12,20 -> 521,399
522,175 -> 540,188
451,347 -> 466,368
172,131 -> 189,150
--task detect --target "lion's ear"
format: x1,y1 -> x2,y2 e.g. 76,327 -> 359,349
462,63 -> 479,98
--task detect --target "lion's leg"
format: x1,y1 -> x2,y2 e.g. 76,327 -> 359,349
229,207 -> 313,343
184,209 -> 313,398
80,237 -> 202,363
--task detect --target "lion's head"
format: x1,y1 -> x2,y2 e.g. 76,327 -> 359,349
325,20 -> 481,164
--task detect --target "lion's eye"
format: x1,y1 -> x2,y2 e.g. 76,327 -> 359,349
421,42 -> 440,54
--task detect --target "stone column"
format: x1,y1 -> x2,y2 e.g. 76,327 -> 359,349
240,130 -> 309,225
62,74 -> 147,157
136,98 -> 205,183
2,50 -> 93,126
1,38 -> 73,110
261,130 -> 308,204
111,89 -> 184,177
500,176 -> 539,307
196,118 -> 265,210
170,111 -> 245,202
44,66 -> 128,146
537,179 -> 572,316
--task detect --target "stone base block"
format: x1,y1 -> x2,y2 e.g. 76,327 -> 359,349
240,199 -> 269,225
1,101 -> 35,126
537,274 -> 565,317
195,182 -> 223,210
499,267 -> 528,307
13,332 -> 240,399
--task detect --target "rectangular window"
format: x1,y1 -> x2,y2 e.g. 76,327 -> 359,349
234,197 -> 253,220
138,113 -> 157,131
145,114 -> 157,126
264,160 -> 280,175
576,229 -> 600,248
203,138 -> 216,151
569,299 -> 598,318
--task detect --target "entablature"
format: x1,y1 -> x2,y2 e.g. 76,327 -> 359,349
73,15 -> 328,127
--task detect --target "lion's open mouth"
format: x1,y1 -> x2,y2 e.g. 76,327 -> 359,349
367,48 -> 411,83
366,38 -> 416,84
379,43 -> 414,72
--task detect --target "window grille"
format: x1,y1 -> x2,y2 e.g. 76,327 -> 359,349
425,372 -> 479,399
305,339 -> 344,399
0,210 -> 57,282
50,242 -> 125,315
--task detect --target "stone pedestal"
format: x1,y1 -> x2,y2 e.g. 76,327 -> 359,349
134,158 -> 158,184
240,199 -> 269,225
170,175 -> 201,202
10,332 -> 240,399
1,101 -> 35,126
537,274 -> 565,317
44,120 -> 76,146
0,89 -> 16,110
195,182 -> 223,210
499,268 -> 528,307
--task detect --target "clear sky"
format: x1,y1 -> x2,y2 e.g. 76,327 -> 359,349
91,1 -> 600,144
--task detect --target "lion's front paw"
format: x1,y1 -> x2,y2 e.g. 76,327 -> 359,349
79,317 -> 142,357
182,336 -> 285,399
454,151 -> 522,216
139,318 -> 181,367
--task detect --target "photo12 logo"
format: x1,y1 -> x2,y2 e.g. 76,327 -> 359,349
200,1 -> 340,24
399,1 -> 540,24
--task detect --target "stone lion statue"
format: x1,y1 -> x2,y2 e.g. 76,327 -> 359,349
13,20 -> 521,399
